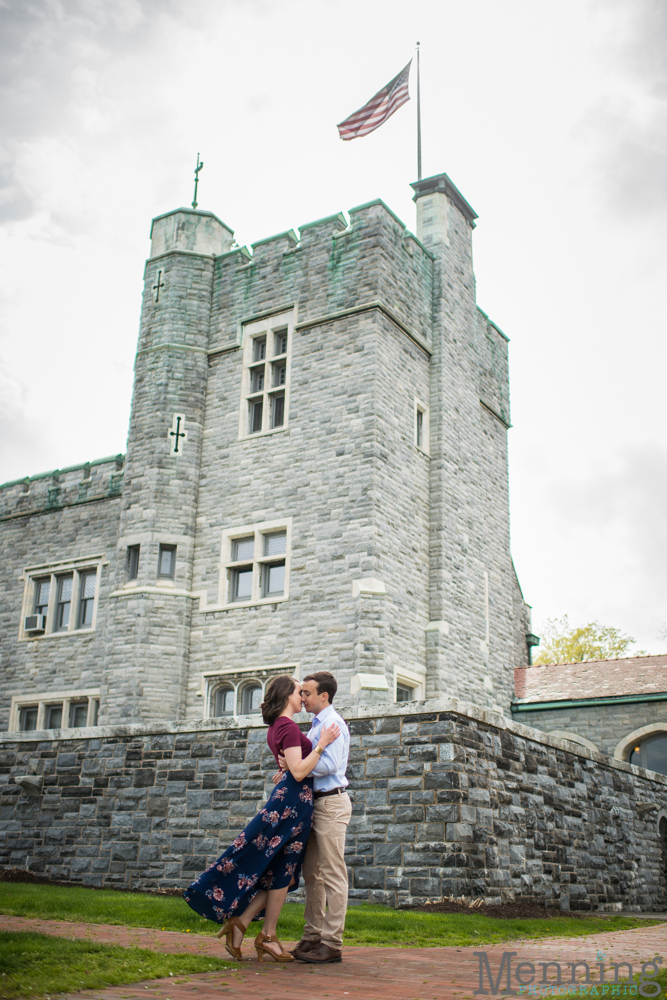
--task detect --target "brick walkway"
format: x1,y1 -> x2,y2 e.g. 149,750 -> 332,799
2,915 -> 666,1000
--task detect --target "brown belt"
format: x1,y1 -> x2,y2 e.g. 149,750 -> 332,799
313,786 -> 347,800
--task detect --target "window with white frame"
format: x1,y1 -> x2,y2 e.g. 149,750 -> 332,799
20,557 -> 103,639
239,310 -> 294,439
395,669 -> 424,703
10,690 -> 100,732
157,544 -> 176,580
220,518 -> 291,608
396,683 -> 415,703
240,682 -> 263,715
415,398 -> 430,454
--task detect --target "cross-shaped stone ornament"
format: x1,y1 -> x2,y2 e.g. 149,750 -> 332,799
152,269 -> 165,303
168,413 -> 187,455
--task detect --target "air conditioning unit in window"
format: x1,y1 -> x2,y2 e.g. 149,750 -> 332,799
24,614 -> 46,633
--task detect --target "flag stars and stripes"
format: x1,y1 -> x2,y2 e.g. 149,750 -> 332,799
337,61 -> 412,141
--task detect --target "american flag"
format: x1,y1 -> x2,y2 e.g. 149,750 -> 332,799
337,61 -> 412,141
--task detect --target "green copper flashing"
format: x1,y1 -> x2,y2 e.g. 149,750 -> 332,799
149,208 -> 234,239
512,692 -> 667,712
299,212 -> 347,233
0,455 -> 124,491
251,229 -> 298,250
411,172 -> 478,227
348,198 -> 407,231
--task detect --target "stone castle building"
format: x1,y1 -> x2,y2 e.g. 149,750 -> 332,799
513,653 -> 667,774
0,171 -> 533,734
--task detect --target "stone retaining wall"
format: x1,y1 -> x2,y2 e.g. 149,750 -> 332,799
1,699 -> 666,911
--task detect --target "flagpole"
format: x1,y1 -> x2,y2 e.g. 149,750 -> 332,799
416,42 -> 422,180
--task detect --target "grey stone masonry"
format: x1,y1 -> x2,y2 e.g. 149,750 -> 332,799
2,699 -> 666,912
0,456 -> 124,731
513,699 -> 667,759
0,173 -> 532,733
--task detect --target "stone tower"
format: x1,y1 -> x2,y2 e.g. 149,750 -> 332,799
100,209 -> 234,723
411,175 -> 527,712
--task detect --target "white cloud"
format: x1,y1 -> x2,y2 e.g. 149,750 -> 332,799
0,0 -> 665,654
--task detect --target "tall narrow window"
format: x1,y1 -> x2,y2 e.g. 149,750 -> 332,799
241,684 -> 262,715
240,311 -> 293,439
215,687 -> 235,716
34,579 -> 50,618
271,393 -> 285,429
415,399 -> 429,454
19,706 -> 38,731
78,572 -> 96,627
158,545 -> 176,580
69,702 -> 88,728
249,399 -> 263,434
274,330 -> 287,356
127,545 -> 140,581
261,531 -> 286,598
56,576 -> 73,631
272,361 -> 286,387
46,704 -> 63,729
30,578 -> 50,632
230,535 -> 254,601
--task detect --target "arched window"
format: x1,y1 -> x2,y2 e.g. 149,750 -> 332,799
629,733 -> 667,776
214,687 -> 235,717
240,683 -> 262,715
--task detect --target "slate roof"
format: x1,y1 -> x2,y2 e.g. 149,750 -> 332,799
514,654 -> 667,704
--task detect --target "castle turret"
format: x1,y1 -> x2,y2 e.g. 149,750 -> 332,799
412,173 -> 521,713
100,208 -> 234,724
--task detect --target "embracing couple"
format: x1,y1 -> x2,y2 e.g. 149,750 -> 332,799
183,671 -> 351,964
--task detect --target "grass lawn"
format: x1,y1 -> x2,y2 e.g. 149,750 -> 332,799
0,882 -> 660,948
0,931 -> 232,999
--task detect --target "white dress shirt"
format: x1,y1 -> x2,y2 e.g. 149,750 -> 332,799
307,704 -> 350,793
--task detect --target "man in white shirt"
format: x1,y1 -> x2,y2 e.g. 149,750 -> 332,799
290,672 -> 351,964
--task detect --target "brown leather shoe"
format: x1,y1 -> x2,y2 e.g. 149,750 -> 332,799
298,943 -> 342,964
291,938 -> 320,960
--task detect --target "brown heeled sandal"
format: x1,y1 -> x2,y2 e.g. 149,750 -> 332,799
254,930 -> 294,963
217,916 -> 246,961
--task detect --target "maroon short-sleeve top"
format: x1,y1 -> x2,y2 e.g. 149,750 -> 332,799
267,716 -> 312,765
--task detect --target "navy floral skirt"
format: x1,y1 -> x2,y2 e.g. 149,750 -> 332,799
182,772 -> 314,923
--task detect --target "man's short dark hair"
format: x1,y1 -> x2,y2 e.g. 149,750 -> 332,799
302,671 -> 337,704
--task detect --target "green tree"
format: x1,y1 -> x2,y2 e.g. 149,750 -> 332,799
533,614 -> 646,665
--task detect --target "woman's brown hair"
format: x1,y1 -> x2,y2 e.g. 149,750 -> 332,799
261,674 -> 298,726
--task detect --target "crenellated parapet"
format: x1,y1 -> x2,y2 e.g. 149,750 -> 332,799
207,199 -> 434,356
0,455 -> 124,521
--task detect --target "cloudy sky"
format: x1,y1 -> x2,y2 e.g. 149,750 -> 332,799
1,0 -> 665,652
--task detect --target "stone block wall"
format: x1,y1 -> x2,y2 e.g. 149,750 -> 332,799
0,177 -> 533,732
513,700 -> 667,758
1,700 -> 666,912
0,458 -> 123,732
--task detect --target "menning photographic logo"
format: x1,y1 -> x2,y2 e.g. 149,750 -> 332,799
473,951 -> 663,997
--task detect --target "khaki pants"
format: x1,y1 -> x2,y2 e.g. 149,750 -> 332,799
302,791 -> 352,950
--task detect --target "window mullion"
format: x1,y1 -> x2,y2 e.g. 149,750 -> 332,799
252,530 -> 261,601
47,573 -> 57,634
70,570 -> 79,632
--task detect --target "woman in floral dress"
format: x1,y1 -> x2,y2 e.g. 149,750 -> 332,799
183,674 -> 340,962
